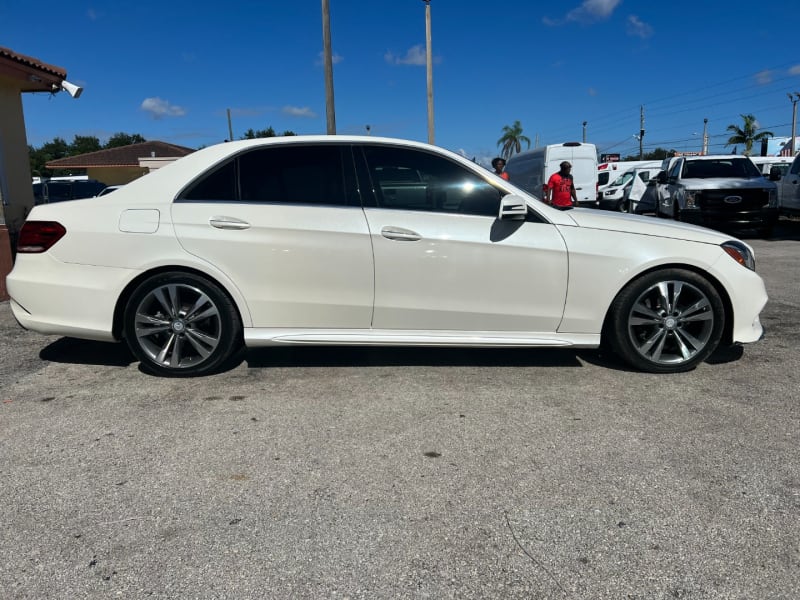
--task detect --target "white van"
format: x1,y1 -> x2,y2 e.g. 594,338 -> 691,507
749,156 -> 794,176
597,160 -> 660,199
504,142 -> 598,207
599,166 -> 662,211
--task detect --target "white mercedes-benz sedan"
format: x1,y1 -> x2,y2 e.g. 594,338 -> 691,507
8,136 -> 767,377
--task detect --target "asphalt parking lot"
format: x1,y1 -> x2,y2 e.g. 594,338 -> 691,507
1,218 -> 798,599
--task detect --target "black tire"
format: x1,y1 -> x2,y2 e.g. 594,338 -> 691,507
606,269 -> 725,373
616,199 -> 629,213
123,272 -> 242,377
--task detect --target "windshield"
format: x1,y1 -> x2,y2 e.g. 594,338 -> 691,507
682,158 -> 762,179
610,171 -> 635,187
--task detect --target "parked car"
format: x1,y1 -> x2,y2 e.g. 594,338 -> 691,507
33,178 -> 108,204
96,185 -> 123,197
599,167 -> 661,212
768,153 -> 800,216
8,136 -> 767,377
656,155 -> 778,236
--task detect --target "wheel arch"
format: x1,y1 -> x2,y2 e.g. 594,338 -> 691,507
111,266 -> 247,341
601,262 -> 734,347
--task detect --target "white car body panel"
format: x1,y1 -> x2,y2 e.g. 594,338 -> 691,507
363,208 -> 569,331
171,203 -> 374,328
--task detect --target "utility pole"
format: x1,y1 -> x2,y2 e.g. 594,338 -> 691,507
582,121 -> 587,143
226,108 -> 234,142
789,92 -> 800,155
321,0 -> 336,134
702,117 -> 708,155
639,105 -> 645,160
423,0 -> 434,145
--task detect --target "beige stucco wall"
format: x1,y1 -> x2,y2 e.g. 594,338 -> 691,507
0,76 -> 35,234
87,166 -> 148,185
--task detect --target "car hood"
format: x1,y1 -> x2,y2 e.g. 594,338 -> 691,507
566,209 -> 737,244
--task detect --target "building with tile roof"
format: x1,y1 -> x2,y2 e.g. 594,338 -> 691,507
46,141 -> 196,185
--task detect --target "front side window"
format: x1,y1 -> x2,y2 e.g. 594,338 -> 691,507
361,145 -> 502,217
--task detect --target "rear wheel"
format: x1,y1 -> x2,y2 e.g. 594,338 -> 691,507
124,272 -> 242,377
606,269 -> 725,373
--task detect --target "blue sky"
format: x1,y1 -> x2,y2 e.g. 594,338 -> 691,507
4,0 -> 800,164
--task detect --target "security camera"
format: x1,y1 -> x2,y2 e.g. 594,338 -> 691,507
61,80 -> 83,99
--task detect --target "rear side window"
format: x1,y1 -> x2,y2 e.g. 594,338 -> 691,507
178,145 -> 353,206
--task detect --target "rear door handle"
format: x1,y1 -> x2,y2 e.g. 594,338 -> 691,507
209,216 -> 251,230
381,226 -> 421,241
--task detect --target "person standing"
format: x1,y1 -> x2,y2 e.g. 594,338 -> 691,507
545,161 -> 577,208
491,157 -> 510,180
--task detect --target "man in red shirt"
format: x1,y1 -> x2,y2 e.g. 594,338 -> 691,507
545,161 -> 577,208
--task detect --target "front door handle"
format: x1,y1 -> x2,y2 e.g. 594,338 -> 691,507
381,226 -> 421,242
209,216 -> 251,230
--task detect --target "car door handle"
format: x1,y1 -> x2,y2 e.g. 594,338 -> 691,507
381,226 -> 421,241
209,216 -> 251,230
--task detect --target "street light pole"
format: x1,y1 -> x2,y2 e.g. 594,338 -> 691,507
321,0 -> 336,135
702,118 -> 708,155
423,0 -> 434,145
582,121 -> 587,143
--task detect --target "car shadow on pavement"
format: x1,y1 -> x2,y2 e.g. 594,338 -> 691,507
39,337 -> 136,367
245,346 -> 586,369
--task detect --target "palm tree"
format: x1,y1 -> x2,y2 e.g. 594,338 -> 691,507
497,121 -> 531,159
725,114 -> 773,156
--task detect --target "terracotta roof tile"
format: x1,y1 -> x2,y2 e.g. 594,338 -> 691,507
0,46 -> 67,85
46,141 -> 195,168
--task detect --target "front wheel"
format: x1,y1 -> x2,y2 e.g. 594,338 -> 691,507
605,269 -> 725,373
124,272 -> 242,377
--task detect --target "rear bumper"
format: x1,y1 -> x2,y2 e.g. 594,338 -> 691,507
7,254 -> 136,342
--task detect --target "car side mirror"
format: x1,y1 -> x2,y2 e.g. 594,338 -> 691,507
768,166 -> 782,181
655,171 -> 667,184
499,194 -> 528,220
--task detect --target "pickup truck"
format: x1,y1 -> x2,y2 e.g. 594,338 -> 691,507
657,155 -> 779,236
768,154 -> 800,217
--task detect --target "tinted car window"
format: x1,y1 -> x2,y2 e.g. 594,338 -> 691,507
180,145 -> 351,206
239,145 -> 350,206
362,145 -> 501,217
180,160 -> 237,201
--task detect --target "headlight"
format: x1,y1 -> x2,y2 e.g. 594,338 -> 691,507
768,188 -> 778,207
685,191 -> 698,208
721,240 -> 755,271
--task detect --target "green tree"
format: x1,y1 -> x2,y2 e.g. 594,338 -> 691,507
105,132 -> 146,148
497,121 -> 531,159
725,114 -> 773,156
70,135 -> 102,156
29,137 -> 69,178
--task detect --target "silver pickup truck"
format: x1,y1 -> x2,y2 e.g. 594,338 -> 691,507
657,155 -> 779,237
768,154 -> 800,217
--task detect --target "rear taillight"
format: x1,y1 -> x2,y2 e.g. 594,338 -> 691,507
16,221 -> 67,253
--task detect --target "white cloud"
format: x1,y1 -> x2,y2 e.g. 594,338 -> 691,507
626,15 -> 653,39
566,0 -> 621,22
756,70 -> 773,85
282,106 -> 317,118
385,45 -> 427,66
140,97 -> 187,119
316,51 -> 343,66
87,9 -> 98,20
789,64 -> 800,75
